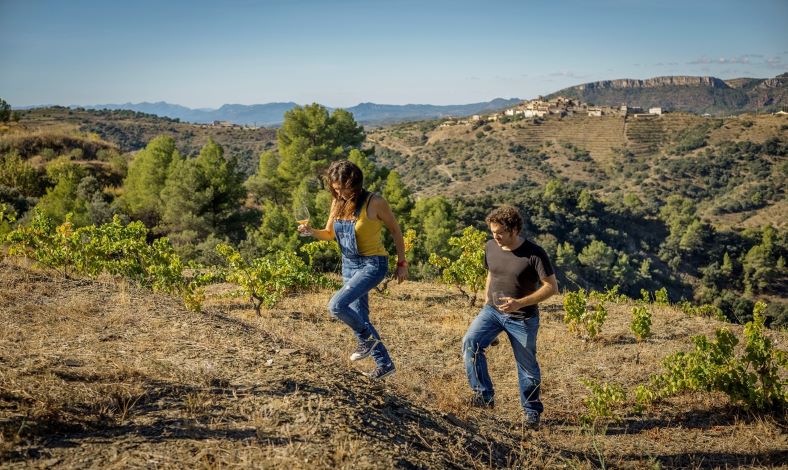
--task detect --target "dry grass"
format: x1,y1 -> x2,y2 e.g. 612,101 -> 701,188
1,259 -> 787,468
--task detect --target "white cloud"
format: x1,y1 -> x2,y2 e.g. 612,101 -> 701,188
686,54 -> 776,66
548,71 -> 589,79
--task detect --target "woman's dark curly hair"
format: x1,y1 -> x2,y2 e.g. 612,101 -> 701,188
325,160 -> 364,219
485,205 -> 523,234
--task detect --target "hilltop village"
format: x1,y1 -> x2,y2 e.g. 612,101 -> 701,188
440,97 -> 663,128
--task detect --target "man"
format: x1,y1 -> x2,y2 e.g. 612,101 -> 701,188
462,205 -> 558,428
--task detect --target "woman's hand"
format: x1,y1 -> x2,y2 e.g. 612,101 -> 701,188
297,223 -> 313,237
395,265 -> 408,283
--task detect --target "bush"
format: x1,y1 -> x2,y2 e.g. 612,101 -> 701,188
429,226 -> 486,306
563,289 -> 608,339
640,301 -> 787,412
216,243 -> 332,315
631,305 -> 652,341
581,380 -> 627,426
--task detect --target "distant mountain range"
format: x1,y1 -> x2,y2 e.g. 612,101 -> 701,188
17,73 -> 786,126
546,73 -> 788,114
72,98 -> 523,127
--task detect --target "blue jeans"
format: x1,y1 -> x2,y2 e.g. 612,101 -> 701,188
328,255 -> 392,367
462,304 -> 543,414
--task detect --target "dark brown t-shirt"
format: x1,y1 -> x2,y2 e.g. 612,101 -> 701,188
484,238 -> 554,316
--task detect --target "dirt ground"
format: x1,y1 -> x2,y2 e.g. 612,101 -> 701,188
1,259 -> 786,468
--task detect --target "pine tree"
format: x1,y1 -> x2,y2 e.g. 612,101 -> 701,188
120,136 -> 180,225
159,140 -> 246,249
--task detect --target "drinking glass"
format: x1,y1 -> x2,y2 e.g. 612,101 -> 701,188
492,291 -> 509,308
295,204 -> 310,237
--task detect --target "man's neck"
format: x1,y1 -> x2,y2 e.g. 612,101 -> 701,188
501,236 -> 525,252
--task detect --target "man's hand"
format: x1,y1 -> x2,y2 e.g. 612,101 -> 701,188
496,296 -> 524,313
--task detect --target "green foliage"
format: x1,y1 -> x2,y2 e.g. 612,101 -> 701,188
742,225 -> 785,295
563,289 -> 608,339
242,201 -> 300,258
300,240 -> 340,271
581,380 -> 627,426
6,211 -> 79,278
377,229 -> 417,293
428,226 -> 486,305
589,285 -> 628,304
0,98 -> 10,122
245,151 -> 286,204
654,287 -> 670,305
119,135 -> 180,225
672,122 -> 714,154
642,301 -> 787,411
0,151 -> 42,197
276,104 -> 365,184
159,139 -> 246,251
216,243 -> 330,315
677,300 -> 727,321
631,305 -> 652,341
0,202 -> 17,241
410,196 -> 456,261
382,171 -> 413,223
563,289 -> 587,336
35,159 -> 92,226
4,212 -> 206,310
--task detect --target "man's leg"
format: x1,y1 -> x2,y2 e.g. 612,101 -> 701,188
462,305 -> 504,403
503,315 -> 544,416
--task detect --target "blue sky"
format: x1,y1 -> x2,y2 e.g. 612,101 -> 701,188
1,0 -> 786,108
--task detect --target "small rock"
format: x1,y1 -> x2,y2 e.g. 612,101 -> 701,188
265,359 -> 274,366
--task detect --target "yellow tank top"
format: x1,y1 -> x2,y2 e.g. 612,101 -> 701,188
355,195 -> 387,257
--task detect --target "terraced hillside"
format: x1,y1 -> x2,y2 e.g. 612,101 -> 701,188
368,113 -> 786,218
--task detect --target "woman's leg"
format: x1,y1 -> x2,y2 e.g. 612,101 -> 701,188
327,258 -> 387,348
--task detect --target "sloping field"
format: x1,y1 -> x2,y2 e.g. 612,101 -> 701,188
1,260 -> 786,468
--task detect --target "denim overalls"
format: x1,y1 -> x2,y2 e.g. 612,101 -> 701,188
327,192 -> 393,368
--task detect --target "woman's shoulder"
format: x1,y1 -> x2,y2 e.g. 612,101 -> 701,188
366,192 -> 390,220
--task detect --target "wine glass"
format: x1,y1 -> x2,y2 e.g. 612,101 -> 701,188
492,291 -> 509,309
295,204 -> 310,237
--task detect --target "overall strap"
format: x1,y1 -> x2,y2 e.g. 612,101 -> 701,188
353,190 -> 371,219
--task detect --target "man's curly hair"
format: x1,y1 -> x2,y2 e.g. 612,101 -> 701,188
485,205 -> 523,234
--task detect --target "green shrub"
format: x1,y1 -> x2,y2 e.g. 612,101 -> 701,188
631,305 -> 652,341
641,302 -> 787,411
581,380 -> 627,426
563,289 -> 608,339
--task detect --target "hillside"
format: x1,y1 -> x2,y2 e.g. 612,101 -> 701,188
1,260 -> 786,468
368,112 -> 787,229
546,73 -> 788,115
3,107 -> 277,177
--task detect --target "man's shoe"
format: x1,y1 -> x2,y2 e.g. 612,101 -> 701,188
524,410 -> 541,429
364,362 -> 396,380
469,394 -> 495,408
350,336 -> 380,361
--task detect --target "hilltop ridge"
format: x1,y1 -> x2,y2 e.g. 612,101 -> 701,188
547,73 -> 787,114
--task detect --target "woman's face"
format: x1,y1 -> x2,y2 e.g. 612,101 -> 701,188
331,182 -> 354,201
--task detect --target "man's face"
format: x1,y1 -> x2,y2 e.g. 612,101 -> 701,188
489,222 -> 518,248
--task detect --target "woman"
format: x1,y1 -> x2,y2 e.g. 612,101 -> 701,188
298,160 -> 408,380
